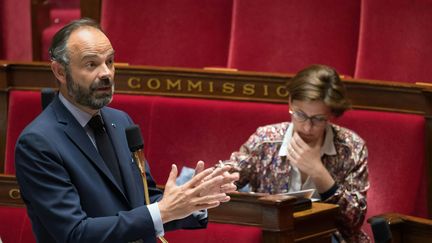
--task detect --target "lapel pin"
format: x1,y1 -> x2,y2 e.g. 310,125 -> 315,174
111,123 -> 116,128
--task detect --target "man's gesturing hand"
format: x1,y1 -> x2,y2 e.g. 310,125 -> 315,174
158,162 -> 239,224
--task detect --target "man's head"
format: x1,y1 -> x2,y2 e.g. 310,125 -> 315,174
49,18 -> 115,114
287,64 -> 350,145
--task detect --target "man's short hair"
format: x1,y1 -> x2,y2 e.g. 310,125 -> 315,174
49,18 -> 103,66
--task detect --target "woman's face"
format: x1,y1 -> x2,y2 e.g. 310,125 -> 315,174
289,100 -> 332,146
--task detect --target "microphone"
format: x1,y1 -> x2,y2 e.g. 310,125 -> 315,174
125,125 -> 169,243
125,125 -> 144,153
41,88 -> 56,110
125,125 -> 150,204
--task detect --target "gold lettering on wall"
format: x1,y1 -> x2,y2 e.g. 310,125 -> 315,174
147,78 -> 161,90
9,188 -> 21,200
167,79 -> 181,91
124,75 -> 289,100
276,85 -> 289,97
243,84 -> 255,96
187,80 -> 203,92
222,82 -> 235,94
128,77 -> 142,89
263,85 -> 269,96
209,81 -> 214,93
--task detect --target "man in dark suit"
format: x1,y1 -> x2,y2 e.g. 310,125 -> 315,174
15,18 -> 239,243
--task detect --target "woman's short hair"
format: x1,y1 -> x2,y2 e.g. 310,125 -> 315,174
287,64 -> 351,117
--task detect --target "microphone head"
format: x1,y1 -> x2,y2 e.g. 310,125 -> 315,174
41,88 -> 56,110
125,125 -> 144,152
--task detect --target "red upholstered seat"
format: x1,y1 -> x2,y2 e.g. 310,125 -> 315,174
41,8 -> 80,61
108,94 -> 156,155
0,206 -> 261,243
335,110 -> 427,236
0,206 -> 35,243
4,91 -> 42,174
338,110 -> 427,217
100,0 -> 233,68
165,223 -> 262,243
227,0 -> 361,76
124,96 -> 288,184
354,0 -> 432,83
2,90 -> 43,242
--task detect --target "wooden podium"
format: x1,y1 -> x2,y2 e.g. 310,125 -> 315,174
209,192 -> 339,243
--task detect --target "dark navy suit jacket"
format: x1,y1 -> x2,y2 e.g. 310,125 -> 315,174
15,96 -> 206,243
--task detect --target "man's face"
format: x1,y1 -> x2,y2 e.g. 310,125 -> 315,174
289,100 -> 332,146
63,27 -> 115,111
65,66 -> 113,110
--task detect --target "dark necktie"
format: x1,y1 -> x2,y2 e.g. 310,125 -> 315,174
88,115 -> 123,187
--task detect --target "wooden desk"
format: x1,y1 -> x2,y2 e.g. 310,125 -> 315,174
209,192 -> 339,243
293,203 -> 339,242
368,213 -> 432,243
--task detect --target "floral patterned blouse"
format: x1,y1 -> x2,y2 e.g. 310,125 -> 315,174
228,122 -> 370,242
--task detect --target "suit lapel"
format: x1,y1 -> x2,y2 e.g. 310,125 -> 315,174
52,97 -> 130,206
101,109 -> 142,207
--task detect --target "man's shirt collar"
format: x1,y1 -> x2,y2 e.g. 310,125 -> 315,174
59,93 -> 95,128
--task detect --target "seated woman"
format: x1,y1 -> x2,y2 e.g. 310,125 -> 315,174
224,64 -> 370,242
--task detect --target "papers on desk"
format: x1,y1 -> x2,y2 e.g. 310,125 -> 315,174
279,189 -> 316,199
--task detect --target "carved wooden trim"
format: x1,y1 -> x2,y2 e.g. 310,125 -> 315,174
0,174 -> 24,207
0,62 -> 426,113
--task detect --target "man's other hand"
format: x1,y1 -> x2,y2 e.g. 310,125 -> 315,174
158,161 -> 239,223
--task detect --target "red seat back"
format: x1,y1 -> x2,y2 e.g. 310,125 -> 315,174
335,110 -> 427,236
0,206 -> 35,243
5,91 -> 42,174
111,95 -> 289,183
355,0 -> 432,83
228,0 -> 361,76
41,8 -> 80,61
100,0 -> 233,68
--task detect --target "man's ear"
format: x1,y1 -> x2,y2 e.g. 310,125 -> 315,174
51,61 -> 67,84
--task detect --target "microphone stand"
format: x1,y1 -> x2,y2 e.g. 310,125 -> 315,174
133,150 -> 168,243
126,124 -> 168,243
132,149 -> 151,205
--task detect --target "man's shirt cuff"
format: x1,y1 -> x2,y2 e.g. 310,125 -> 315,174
192,209 -> 208,221
148,202 -> 164,237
